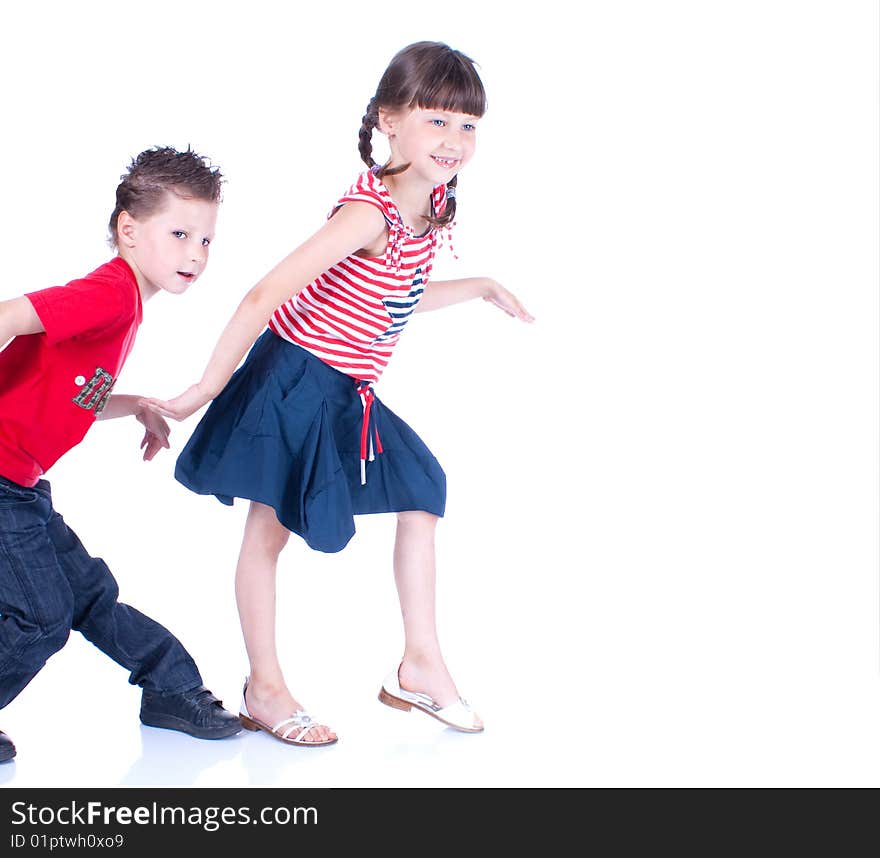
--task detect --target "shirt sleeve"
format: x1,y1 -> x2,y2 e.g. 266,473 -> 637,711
26,273 -> 129,346
332,174 -> 393,224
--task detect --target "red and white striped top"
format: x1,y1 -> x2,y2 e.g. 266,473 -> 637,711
269,170 -> 449,384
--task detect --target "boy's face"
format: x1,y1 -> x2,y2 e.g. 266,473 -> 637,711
123,192 -> 218,296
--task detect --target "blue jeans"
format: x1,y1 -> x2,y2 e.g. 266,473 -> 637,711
0,476 -> 202,710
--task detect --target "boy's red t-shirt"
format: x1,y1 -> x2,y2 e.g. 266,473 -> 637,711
0,257 -> 143,487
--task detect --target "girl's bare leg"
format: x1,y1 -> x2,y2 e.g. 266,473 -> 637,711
235,501 -> 336,743
393,510 -> 483,727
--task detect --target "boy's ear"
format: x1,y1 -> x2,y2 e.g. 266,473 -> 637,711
117,211 -> 137,247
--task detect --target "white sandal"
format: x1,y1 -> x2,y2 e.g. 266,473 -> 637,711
239,678 -> 337,747
378,668 -> 483,733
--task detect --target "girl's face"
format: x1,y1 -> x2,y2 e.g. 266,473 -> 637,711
381,106 -> 480,186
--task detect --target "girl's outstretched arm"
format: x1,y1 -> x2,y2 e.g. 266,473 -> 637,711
416,277 -> 534,322
141,203 -> 387,421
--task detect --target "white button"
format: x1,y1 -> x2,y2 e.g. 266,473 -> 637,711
75,376 -> 86,386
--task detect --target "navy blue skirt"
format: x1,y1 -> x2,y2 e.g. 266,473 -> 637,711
175,330 -> 446,553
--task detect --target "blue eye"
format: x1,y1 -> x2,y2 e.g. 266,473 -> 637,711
172,230 -> 186,239
201,237 -> 211,247
463,123 -> 476,132
431,118 -> 446,127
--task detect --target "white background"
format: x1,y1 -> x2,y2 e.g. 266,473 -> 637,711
0,0 -> 877,787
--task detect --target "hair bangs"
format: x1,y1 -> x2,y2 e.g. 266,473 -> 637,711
411,56 -> 487,117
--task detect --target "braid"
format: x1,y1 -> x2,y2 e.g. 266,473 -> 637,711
358,98 -> 378,168
359,40 -> 488,228
426,175 -> 457,229
359,97 -> 408,179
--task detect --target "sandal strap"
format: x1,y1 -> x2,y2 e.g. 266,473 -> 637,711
435,699 -> 478,728
394,682 -> 477,720
397,687 -> 443,712
273,710 -> 319,740
292,725 -> 318,743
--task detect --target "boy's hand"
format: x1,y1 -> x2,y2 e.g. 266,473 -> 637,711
483,280 -> 535,323
135,408 -> 171,461
139,383 -> 212,423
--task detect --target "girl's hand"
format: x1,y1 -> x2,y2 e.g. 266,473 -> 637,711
139,383 -> 213,423
134,406 -> 171,461
483,279 -> 535,323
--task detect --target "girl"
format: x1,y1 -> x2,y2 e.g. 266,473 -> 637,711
144,41 -> 533,746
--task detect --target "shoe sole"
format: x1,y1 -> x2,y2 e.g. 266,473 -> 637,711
378,687 -> 484,733
139,713 -> 243,740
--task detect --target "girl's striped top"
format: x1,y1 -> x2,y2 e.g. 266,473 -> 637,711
269,170 -> 449,384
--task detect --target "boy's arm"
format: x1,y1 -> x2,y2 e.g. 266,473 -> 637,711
97,394 -> 143,420
97,394 -> 171,461
1,295 -> 167,459
416,277 -> 534,321
0,297 -> 45,349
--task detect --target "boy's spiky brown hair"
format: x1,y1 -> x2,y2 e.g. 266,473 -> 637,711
108,146 -> 223,247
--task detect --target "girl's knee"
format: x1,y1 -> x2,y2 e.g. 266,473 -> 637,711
396,510 -> 439,529
245,502 -> 291,556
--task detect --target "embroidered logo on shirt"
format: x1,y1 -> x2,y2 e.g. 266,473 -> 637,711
377,268 -> 425,343
72,368 -> 115,415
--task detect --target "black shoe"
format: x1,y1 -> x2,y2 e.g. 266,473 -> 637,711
140,686 -> 242,739
0,730 -> 16,762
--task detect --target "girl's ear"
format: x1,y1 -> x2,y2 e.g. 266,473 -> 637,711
117,211 -> 137,248
377,108 -> 398,137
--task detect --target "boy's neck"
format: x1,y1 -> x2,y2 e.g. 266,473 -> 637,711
116,250 -> 158,302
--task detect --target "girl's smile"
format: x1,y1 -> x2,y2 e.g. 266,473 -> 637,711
381,107 -> 479,186
430,154 -> 460,169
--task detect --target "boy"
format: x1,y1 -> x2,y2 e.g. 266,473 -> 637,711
0,147 -> 241,763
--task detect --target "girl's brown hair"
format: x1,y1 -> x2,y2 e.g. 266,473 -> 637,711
108,146 -> 223,247
359,42 -> 487,228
